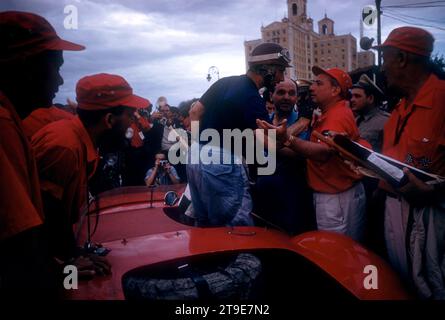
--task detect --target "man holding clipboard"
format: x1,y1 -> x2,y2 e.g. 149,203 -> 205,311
373,26 -> 445,299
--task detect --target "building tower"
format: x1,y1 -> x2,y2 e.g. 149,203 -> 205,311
318,13 -> 334,36
287,0 -> 307,25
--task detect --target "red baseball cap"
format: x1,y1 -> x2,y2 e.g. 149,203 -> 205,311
312,66 -> 352,94
372,26 -> 434,57
0,11 -> 85,63
76,73 -> 150,111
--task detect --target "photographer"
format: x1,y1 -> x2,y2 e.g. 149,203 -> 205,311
144,152 -> 180,186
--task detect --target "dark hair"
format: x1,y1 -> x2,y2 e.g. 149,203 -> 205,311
155,150 -> 168,157
169,106 -> 179,114
178,98 -> 199,118
352,85 -> 383,105
77,106 -> 129,127
249,64 -> 270,75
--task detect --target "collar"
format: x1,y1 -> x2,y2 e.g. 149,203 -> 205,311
359,106 -> 380,122
397,73 -> 439,111
319,99 -> 346,121
273,110 -> 298,126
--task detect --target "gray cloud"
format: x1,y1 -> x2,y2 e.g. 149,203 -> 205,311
1,0 -> 444,105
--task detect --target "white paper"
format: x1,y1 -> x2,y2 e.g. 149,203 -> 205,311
367,153 -> 405,182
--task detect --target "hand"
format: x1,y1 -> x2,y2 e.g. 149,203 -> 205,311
66,98 -> 78,114
155,159 -> 161,168
343,160 -> 380,178
85,253 -> 112,276
398,168 -> 434,198
256,119 -> 288,144
71,256 -> 95,278
322,130 -> 349,139
71,254 -> 111,278
66,98 -> 78,109
151,112 -> 163,120
164,163 -> 172,173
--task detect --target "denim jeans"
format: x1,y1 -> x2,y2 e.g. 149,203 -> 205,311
186,143 -> 253,227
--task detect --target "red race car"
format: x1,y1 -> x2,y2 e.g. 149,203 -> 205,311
69,184 -> 410,300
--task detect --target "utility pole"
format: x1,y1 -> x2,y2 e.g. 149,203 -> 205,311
376,0 -> 382,67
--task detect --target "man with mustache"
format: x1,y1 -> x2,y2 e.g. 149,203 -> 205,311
255,78 -> 315,234
31,73 -> 150,275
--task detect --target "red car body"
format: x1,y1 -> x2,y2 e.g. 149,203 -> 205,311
69,185 -> 410,300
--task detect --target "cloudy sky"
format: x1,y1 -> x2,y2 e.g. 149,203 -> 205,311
2,0 -> 444,106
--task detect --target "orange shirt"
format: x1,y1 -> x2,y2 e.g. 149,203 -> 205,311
31,116 -> 98,224
22,106 -> 74,139
307,100 -> 363,194
383,74 -> 445,177
0,92 -> 44,241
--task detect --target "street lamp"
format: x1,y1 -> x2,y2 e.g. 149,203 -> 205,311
207,66 -> 220,82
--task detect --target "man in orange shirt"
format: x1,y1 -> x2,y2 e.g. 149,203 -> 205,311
374,26 -> 445,298
32,74 -> 149,273
0,11 -> 84,293
258,67 -> 367,242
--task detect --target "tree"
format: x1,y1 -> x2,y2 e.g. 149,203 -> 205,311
431,54 -> 445,79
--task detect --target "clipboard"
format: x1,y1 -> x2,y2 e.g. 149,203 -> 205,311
312,130 -> 445,188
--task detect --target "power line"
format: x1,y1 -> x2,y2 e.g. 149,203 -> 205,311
383,3 -> 445,9
382,12 -> 443,29
382,12 -> 445,31
393,0 -> 445,3
384,8 -> 445,24
383,5 -> 445,9
383,1 -> 445,8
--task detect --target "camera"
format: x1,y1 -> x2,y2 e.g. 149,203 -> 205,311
159,160 -> 168,166
138,108 -> 151,119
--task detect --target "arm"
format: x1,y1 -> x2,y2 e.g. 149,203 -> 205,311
278,146 -> 299,159
287,117 -> 310,138
44,191 -> 111,276
134,112 -> 153,132
256,119 -> 333,162
397,168 -> 444,206
41,190 -> 78,261
145,164 -> 159,186
165,164 -> 181,185
285,135 -> 333,162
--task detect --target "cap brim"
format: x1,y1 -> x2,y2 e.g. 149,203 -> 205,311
120,94 -> 150,109
360,74 -> 384,96
47,38 -> 85,51
297,79 -> 312,86
312,65 -> 329,77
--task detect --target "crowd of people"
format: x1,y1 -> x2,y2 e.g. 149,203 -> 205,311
0,10 -> 444,300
